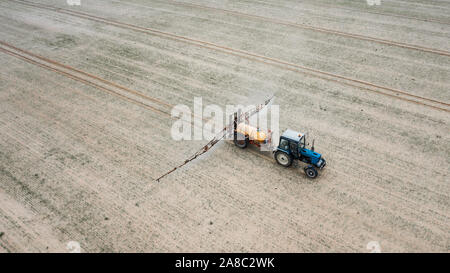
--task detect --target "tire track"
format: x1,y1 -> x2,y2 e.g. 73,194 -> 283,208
0,75 -> 168,181
226,0 -> 450,25
0,47 -> 171,118
0,40 -> 212,124
9,0 -> 450,112
316,2 -> 450,25
164,0 -> 450,55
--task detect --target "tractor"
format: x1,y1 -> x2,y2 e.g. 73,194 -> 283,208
273,129 -> 326,178
233,116 -> 326,178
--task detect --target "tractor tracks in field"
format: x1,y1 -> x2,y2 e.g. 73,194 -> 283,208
0,41 -> 212,128
314,2 -> 450,26
181,0 -> 450,26
0,40 -> 217,130
164,0 -> 450,55
9,0 -> 450,113
0,43 -> 173,118
115,0 -> 450,54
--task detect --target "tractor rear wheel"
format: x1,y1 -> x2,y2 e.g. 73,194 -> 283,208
234,133 -> 249,149
275,151 -> 293,167
304,166 -> 318,179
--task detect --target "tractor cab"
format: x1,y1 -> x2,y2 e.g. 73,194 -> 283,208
275,129 -> 326,178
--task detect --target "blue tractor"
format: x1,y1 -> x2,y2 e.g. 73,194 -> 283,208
233,112 -> 327,178
274,129 -> 326,178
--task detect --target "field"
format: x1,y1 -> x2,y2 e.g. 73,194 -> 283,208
0,0 -> 449,252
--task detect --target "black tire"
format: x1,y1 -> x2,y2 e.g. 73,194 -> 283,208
234,133 -> 249,149
304,166 -> 318,179
275,151 -> 293,167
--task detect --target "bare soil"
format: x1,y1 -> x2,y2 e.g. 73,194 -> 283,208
0,0 -> 449,252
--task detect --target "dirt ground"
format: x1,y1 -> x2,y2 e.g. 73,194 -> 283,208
0,0 -> 449,252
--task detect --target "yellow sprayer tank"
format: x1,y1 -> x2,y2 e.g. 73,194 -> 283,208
236,123 -> 268,143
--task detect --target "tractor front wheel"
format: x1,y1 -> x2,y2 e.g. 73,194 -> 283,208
304,166 -> 318,179
275,151 -> 293,167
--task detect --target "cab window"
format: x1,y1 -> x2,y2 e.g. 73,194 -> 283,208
299,137 -> 306,149
279,139 -> 289,150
